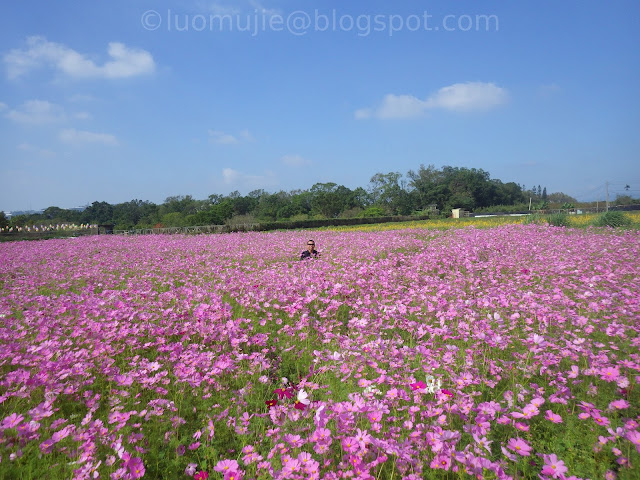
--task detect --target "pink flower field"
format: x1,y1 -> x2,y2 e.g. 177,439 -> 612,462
1,224 -> 639,480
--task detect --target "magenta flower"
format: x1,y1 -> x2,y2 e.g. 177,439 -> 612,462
409,381 -> 427,391
430,454 -> 451,470
215,459 -> 240,473
541,454 -> 568,478
275,388 -> 293,399
1,413 -> 24,430
545,410 -> 563,424
600,367 -> 620,382
608,399 -> 629,410
593,414 -> 610,427
506,437 -> 532,456
126,457 -> 145,479
194,472 -> 209,480
626,430 -> 640,453
341,436 -> 360,453
223,472 -> 242,480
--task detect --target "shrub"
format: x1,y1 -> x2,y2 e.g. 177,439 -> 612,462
524,214 -> 546,225
594,211 -> 633,228
547,212 -> 571,227
360,206 -> 386,218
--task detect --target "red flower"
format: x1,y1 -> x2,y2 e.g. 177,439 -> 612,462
265,399 -> 278,408
194,471 -> 209,480
275,388 -> 293,399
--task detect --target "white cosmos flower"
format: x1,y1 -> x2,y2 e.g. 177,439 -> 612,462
425,375 -> 442,394
297,389 -> 310,405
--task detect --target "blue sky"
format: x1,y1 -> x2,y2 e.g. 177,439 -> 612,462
1,0 -> 639,212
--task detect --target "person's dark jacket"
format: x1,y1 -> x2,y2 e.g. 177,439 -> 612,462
300,249 -> 318,260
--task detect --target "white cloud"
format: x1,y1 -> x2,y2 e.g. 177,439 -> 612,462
59,128 -> 118,146
209,130 -> 239,144
73,112 -> 92,120
5,100 -> 66,124
281,154 -> 311,167
4,36 -> 155,80
425,82 -> 508,111
356,82 -> 508,119
209,129 -> 253,144
239,129 -> 254,141
17,143 -> 56,157
222,168 -> 277,189
0,102 -> 7,111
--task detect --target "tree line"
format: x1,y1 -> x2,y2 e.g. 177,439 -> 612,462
3,165 -> 580,230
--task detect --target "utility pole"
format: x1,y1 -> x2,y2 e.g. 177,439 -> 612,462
605,182 -> 609,212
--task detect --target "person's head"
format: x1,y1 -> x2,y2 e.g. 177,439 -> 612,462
307,240 -> 315,252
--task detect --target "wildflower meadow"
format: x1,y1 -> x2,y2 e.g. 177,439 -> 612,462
0,224 -> 639,480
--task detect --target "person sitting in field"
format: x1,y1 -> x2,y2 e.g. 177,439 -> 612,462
300,240 -> 319,260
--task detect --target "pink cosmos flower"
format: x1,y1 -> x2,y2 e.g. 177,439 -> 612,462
1,413 -> 24,430
593,414 -> 610,427
284,433 -> 304,448
224,471 -> 243,480
626,430 -> 640,453
126,457 -> 145,479
608,399 -> 629,410
506,437 -> 532,456
501,446 -> 518,461
215,459 -> 239,473
194,472 -> 209,480
430,454 -> 451,470
185,463 -> 197,476
600,367 -> 620,382
545,410 -> 563,424
541,454 -> 568,478
341,436 -> 360,453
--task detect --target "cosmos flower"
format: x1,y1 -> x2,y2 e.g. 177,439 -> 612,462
506,437 -> 532,456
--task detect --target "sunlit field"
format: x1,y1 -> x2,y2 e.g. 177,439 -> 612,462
326,211 -> 640,232
1,224 -> 639,480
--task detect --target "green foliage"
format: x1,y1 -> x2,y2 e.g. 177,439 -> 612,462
13,164 -> 621,232
547,212 -> 571,227
161,212 -> 188,227
0,211 -> 8,229
524,214 -> 546,225
475,203 -> 531,214
594,211 -> 633,228
361,206 -> 386,217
